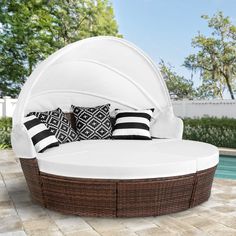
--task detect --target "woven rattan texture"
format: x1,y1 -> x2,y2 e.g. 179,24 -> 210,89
20,158 -> 216,217
41,173 -> 117,217
65,113 -> 76,130
190,167 -> 216,207
20,158 -> 45,206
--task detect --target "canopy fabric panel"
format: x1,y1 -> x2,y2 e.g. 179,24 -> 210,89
13,36 -> 171,125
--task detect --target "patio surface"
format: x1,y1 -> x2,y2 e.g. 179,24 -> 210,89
0,150 -> 236,236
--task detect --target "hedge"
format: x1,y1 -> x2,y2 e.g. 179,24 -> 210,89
0,116 -> 236,149
183,117 -> 236,148
0,117 -> 12,149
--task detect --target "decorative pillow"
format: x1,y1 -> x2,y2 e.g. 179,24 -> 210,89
29,108 -> 79,144
112,109 -> 154,140
72,104 -> 112,140
24,115 -> 59,153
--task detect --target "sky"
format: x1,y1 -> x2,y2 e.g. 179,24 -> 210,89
111,0 -> 236,87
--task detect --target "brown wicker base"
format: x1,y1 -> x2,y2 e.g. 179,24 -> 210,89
20,158 -> 216,217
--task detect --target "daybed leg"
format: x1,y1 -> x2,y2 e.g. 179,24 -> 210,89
190,166 -> 216,208
20,158 -> 46,207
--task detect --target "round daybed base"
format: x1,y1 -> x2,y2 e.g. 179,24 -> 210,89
12,37 -> 219,218
20,158 -> 216,217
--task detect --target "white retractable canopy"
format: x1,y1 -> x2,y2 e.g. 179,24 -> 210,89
13,36 -> 172,125
12,37 -> 183,158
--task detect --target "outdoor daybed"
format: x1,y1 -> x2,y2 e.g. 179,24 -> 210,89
11,36 -> 219,217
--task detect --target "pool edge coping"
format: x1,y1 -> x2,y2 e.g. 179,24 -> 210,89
219,147 -> 236,156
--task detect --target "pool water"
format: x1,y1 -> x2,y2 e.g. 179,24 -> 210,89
215,155 -> 236,180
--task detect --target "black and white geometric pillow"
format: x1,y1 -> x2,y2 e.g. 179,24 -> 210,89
72,104 -> 112,140
29,108 -> 79,144
112,109 -> 154,140
24,115 -> 59,153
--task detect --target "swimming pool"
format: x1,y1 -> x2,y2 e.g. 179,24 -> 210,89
215,155 -> 236,180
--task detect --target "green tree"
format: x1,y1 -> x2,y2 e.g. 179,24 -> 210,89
196,81 -> 221,99
184,12 -> 236,99
0,0 -> 120,97
160,60 -> 197,100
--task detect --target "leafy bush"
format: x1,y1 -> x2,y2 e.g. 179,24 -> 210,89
183,117 -> 236,148
0,117 -> 12,149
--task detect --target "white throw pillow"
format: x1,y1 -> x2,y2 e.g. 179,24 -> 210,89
112,109 -> 154,140
24,115 -> 59,153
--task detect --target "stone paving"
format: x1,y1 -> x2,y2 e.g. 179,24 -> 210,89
0,149 -> 236,236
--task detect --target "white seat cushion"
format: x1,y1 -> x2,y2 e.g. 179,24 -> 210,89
37,139 -> 219,179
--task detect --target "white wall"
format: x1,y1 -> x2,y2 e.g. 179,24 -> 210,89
1,97 -> 236,119
173,99 -> 236,118
0,96 -> 18,118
